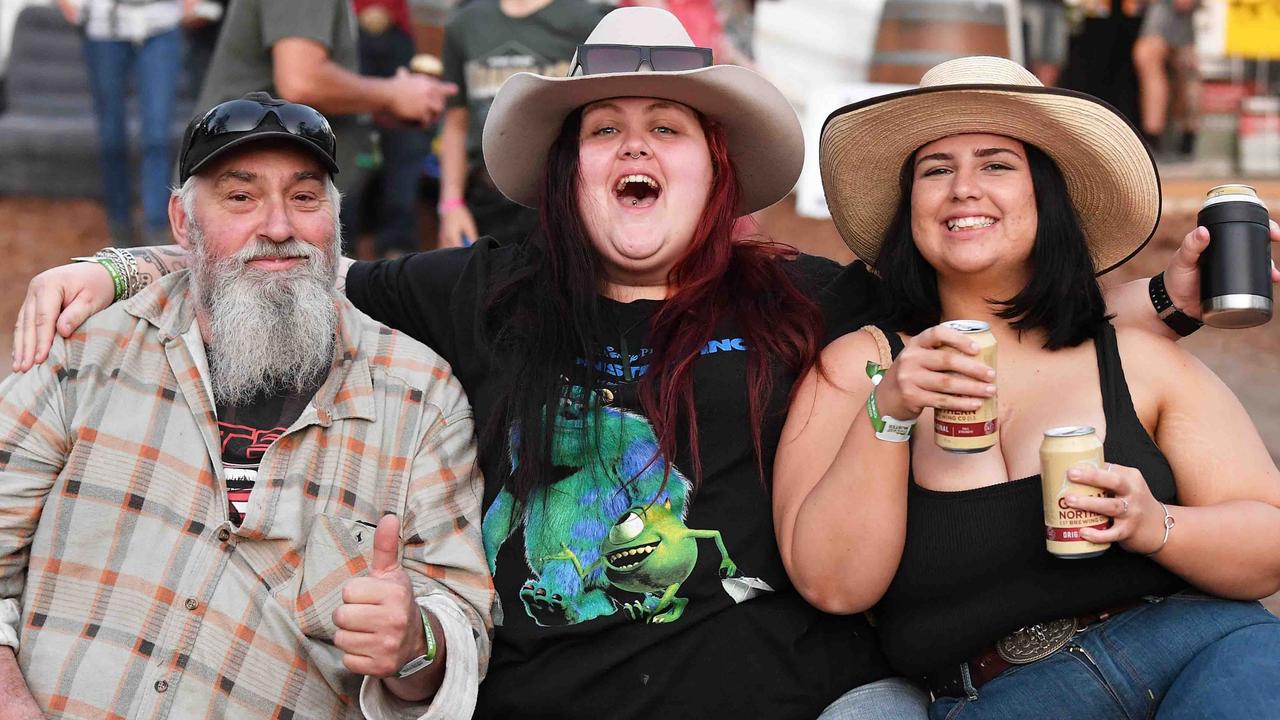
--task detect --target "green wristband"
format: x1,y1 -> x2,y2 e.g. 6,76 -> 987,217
96,258 -> 127,302
864,361 -> 916,442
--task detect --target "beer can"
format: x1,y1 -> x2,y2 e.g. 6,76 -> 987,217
1198,184 -> 1272,329
1040,426 -> 1111,559
934,320 -> 998,453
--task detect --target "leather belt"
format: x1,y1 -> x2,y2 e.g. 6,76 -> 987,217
927,599 -> 1149,699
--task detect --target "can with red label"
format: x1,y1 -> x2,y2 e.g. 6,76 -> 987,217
1040,426 -> 1111,559
934,320 -> 998,453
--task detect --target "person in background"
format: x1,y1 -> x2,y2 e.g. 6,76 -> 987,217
58,0 -> 192,247
1058,0 -> 1145,127
195,0 -> 456,251
1021,0 -> 1068,85
436,0 -> 606,248
0,94 -> 493,720
182,0 -> 227,101
622,0 -> 753,66
780,55 -> 1280,720
346,0 -> 432,258
1133,0 -> 1200,157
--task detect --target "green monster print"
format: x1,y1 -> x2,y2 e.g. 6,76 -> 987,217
482,385 -> 692,627
558,500 -> 738,624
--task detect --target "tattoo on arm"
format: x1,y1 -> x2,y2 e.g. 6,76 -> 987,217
131,247 -> 191,278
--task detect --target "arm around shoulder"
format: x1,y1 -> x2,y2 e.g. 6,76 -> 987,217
773,328 -> 911,614
1116,327 -> 1280,598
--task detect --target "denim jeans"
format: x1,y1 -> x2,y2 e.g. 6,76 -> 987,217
82,28 -> 182,234
819,676 -> 931,720
929,592 -> 1280,720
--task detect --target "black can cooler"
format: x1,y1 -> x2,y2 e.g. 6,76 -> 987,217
1197,184 -> 1272,329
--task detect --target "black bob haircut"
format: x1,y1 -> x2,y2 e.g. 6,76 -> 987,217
874,141 -> 1110,350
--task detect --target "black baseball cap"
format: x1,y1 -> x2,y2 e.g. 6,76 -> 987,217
178,92 -> 340,183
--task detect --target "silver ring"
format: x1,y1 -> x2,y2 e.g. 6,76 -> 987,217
1120,498 -> 1130,516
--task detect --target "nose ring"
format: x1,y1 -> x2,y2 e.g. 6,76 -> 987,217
625,151 -> 644,159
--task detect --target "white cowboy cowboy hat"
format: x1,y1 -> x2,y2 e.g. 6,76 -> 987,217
481,6 -> 803,214
820,56 -> 1161,274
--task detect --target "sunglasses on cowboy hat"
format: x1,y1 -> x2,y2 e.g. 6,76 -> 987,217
481,7 -> 804,215
571,44 -> 713,76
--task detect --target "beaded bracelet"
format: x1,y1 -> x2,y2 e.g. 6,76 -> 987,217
97,248 -> 142,300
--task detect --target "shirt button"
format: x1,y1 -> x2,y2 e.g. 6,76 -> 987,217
154,679 -> 168,693
216,528 -> 231,542
184,598 -> 199,611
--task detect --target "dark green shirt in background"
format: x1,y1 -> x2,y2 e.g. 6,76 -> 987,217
196,0 -> 370,194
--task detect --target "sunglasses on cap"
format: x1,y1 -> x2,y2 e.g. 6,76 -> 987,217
178,94 -> 338,182
572,44 -> 713,76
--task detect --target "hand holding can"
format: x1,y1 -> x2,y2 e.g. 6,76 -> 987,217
1041,426 -> 1111,559
1198,184 -> 1272,328
934,320 -> 999,453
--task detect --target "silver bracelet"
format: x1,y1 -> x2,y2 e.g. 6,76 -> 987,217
1145,502 -> 1175,557
96,248 -> 141,299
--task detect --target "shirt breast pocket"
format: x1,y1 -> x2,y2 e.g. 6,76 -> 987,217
270,513 -> 376,641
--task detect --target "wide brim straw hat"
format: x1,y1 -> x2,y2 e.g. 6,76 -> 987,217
820,56 -> 1161,275
482,6 -> 803,215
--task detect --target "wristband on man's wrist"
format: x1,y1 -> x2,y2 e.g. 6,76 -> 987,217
395,606 -> 437,679
1149,271 -> 1203,337
865,362 -> 916,442
437,196 -> 466,214
72,254 -> 126,301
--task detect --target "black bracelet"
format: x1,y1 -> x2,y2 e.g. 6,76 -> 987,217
1149,272 -> 1203,337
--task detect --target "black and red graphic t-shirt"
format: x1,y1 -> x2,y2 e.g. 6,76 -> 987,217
215,378 -> 322,525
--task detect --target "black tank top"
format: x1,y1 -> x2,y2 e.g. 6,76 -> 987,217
874,323 -> 1186,677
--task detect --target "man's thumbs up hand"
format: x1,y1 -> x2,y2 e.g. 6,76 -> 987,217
333,514 -> 426,678
370,512 -> 402,576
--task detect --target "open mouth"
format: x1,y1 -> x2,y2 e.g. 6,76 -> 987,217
606,540 -> 659,570
614,174 -> 662,209
945,216 -> 997,232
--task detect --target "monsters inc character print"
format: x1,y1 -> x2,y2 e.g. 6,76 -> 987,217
482,384 -> 741,627
559,499 -> 737,624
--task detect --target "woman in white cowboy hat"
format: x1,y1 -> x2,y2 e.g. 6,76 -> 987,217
7,10 -> 1262,720
348,8 -> 900,718
775,56 -> 1280,719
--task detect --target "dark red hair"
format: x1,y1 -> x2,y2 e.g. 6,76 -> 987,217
482,107 -> 824,501
640,116 -> 823,483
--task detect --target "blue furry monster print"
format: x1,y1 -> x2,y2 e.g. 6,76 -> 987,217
482,385 -> 690,627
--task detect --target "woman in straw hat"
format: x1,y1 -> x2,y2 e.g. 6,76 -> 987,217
7,10 -> 1262,720
775,56 -> 1280,719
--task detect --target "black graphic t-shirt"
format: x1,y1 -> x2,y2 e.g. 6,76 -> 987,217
346,242 -> 890,719
215,377 -> 323,525
442,0 -> 608,164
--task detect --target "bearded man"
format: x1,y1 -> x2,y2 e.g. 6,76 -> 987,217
0,94 -> 492,720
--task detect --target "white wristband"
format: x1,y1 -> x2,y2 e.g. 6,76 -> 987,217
874,415 -> 916,443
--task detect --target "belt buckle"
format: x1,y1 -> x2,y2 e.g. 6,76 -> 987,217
995,617 -> 1078,664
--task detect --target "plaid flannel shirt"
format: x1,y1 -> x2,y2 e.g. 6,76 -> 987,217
0,271 -> 493,720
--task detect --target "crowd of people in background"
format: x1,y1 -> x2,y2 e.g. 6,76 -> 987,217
18,0 -> 1209,255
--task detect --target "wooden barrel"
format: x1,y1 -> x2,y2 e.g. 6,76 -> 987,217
869,0 -> 1013,84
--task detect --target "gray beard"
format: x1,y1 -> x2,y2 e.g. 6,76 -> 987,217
189,221 -> 339,406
